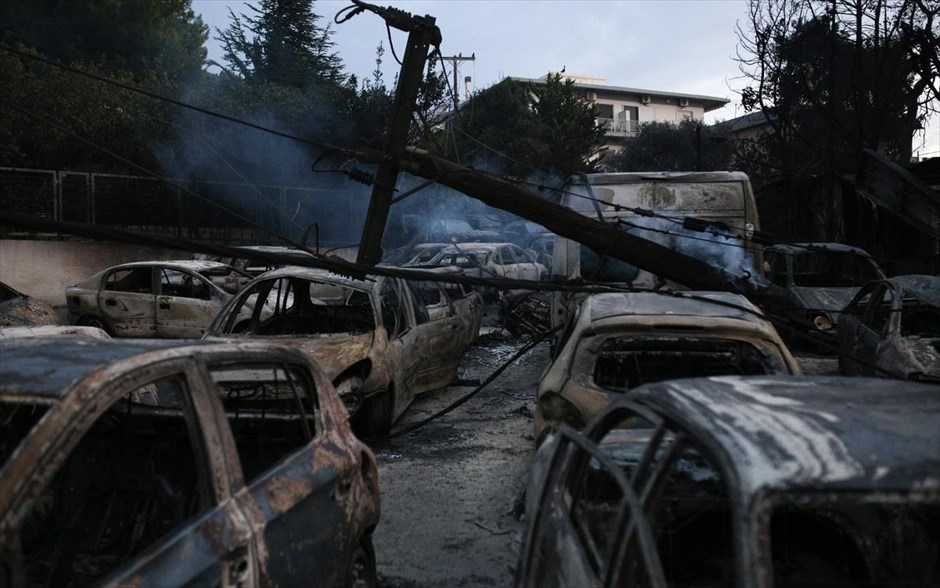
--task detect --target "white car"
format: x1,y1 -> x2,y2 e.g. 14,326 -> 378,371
66,260 -> 245,338
426,242 -> 547,298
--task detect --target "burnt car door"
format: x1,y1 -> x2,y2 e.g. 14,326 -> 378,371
207,362 -> 359,588
13,362 -> 246,588
405,281 -> 465,390
98,266 -> 156,336
852,284 -> 893,376
156,267 -> 223,338
518,414 -> 667,588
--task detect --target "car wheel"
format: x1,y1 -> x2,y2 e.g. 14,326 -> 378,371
348,535 -> 377,588
360,392 -> 391,438
78,315 -> 111,335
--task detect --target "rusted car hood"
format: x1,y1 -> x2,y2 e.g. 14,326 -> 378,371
285,331 -> 376,380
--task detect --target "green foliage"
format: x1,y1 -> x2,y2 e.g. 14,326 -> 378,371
442,73 -> 606,178
0,0 -> 208,83
603,120 -> 731,172
217,0 -> 344,89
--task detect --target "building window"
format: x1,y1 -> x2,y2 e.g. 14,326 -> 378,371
679,110 -> 694,121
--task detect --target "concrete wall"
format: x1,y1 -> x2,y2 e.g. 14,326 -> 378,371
0,240 -> 190,306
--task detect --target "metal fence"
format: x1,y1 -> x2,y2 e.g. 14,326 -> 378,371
0,167 -> 365,245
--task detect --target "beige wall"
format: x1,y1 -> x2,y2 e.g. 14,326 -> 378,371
0,240 -> 189,306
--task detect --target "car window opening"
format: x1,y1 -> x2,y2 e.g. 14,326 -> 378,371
210,364 -> 317,483
770,501 -> 939,588
18,376 -> 210,587
232,278 -> 375,336
593,337 -> 776,390
0,402 -> 49,470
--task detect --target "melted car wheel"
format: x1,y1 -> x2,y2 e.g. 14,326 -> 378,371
348,535 -> 377,588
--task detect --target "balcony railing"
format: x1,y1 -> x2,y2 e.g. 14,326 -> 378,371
597,117 -> 639,136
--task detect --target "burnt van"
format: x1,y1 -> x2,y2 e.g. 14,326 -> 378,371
550,171 -> 762,329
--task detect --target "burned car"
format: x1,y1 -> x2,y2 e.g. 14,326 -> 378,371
763,243 -> 885,339
0,281 -> 57,327
838,275 -> 940,381
66,260 -> 245,338
535,292 -> 800,443
425,242 -> 547,300
206,268 -> 468,435
518,376 -> 940,588
0,338 -> 380,588
407,270 -> 485,349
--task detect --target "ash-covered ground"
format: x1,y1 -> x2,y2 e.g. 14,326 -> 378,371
370,322 -> 837,588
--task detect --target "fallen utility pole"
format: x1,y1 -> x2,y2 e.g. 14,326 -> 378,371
356,147 -> 753,293
356,4 -> 442,266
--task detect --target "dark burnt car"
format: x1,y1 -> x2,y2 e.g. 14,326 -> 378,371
0,281 -> 57,328
763,243 -> 885,340
518,376 -> 940,588
0,338 -> 380,588
838,275 -> 940,381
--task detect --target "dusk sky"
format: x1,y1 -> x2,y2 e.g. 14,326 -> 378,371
192,0 -> 939,157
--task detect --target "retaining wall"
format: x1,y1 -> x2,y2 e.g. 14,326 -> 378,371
0,240 -> 191,306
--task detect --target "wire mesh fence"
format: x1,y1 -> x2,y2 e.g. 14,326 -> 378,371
0,167 -> 364,246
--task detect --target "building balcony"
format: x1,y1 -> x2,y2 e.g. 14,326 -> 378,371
597,117 -> 639,136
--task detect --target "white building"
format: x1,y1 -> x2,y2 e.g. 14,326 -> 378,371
511,74 -> 730,150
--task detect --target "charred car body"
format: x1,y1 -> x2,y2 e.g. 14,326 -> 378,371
838,275 -> 940,381
0,338 -> 380,588
550,172 -> 762,330
66,260 -> 248,338
206,268 -> 470,435
0,282 -> 57,328
535,292 -> 800,443
519,376 -> 940,588
425,242 -> 547,299
763,242 -> 885,340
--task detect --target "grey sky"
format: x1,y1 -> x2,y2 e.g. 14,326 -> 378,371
193,0 -> 939,157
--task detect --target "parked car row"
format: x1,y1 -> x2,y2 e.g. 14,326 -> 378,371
2,239 -> 934,587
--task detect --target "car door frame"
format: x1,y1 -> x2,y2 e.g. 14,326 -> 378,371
197,355 -> 360,588
97,265 -> 157,336
405,281 -> 465,390
6,357 -> 248,588
518,416 -> 668,588
156,266 -> 225,339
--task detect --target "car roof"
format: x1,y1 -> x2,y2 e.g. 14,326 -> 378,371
570,171 -> 750,185
0,338 -> 192,401
0,338 -> 313,403
626,376 -> 940,495
113,260 -> 235,272
886,275 -> 940,307
441,243 -> 513,252
584,292 -> 764,325
765,242 -> 873,256
253,266 -> 376,290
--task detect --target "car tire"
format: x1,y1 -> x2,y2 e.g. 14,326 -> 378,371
77,315 -> 111,335
360,392 -> 392,438
348,535 -> 377,588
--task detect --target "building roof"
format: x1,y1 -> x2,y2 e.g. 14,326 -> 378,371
509,76 -> 730,112
629,376 -> 940,496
